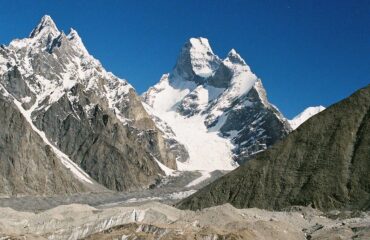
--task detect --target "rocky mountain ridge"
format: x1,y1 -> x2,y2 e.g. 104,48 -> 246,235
0,15 -> 184,194
177,84 -> 370,211
0,84 -> 102,196
0,15 -> 327,195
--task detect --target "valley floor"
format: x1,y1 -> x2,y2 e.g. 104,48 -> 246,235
1,170 -> 369,240
0,170 -> 226,212
0,201 -> 369,240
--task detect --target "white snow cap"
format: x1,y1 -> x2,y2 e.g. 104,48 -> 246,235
188,37 -> 214,54
228,48 -> 237,55
181,37 -> 219,78
289,105 -> 326,130
67,28 -> 89,55
226,48 -> 246,65
29,15 -> 60,38
67,28 -> 80,39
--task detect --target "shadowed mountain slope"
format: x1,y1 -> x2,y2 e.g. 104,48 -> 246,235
177,84 -> 370,211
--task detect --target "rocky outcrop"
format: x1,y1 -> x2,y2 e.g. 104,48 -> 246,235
0,88 -> 100,196
177,84 -> 370,211
215,79 -> 291,162
0,15 -> 180,192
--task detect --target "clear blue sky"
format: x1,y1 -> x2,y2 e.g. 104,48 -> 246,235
0,0 -> 369,118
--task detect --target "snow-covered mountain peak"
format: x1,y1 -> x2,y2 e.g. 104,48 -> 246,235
228,48 -> 237,55
188,37 -> 214,54
68,27 -> 79,37
289,105 -> 326,130
67,28 -> 82,42
23,16 -> 89,58
3,15 -> 134,117
143,37 -> 291,171
225,48 -> 247,66
174,37 -> 221,82
29,15 -> 60,39
67,28 -> 89,56
1,15 -> 183,192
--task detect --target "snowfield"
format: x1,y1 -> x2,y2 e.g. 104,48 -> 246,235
145,74 -> 236,171
162,112 -> 236,171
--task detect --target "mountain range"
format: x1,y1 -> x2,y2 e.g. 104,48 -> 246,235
0,15 -> 186,194
0,15 -> 324,196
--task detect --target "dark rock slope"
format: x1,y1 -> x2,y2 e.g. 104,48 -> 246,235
177,84 -> 370,211
0,88 -> 102,196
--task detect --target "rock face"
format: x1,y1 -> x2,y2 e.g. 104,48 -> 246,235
0,86 -> 100,196
0,15 -> 180,193
177,84 -> 370,211
143,38 -> 291,170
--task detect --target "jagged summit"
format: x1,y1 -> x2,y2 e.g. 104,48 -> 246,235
9,15 -> 90,57
173,37 -> 220,82
29,15 -> 59,38
173,38 -> 252,86
66,27 -> 89,55
187,37 -> 214,53
228,48 -> 237,55
226,48 -> 246,65
0,15 -> 181,194
67,28 -> 80,39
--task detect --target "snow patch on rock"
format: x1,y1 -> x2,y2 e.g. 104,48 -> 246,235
289,106 -> 325,130
0,83 -> 93,184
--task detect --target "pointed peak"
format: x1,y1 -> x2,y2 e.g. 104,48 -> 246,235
173,37 -> 221,81
188,37 -> 210,46
67,28 -> 81,40
30,15 -> 59,38
228,48 -> 237,56
41,15 -> 54,24
225,48 -> 245,64
69,27 -> 77,33
67,28 -> 89,55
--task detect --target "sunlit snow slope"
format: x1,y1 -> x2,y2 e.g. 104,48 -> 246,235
143,73 -> 236,171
